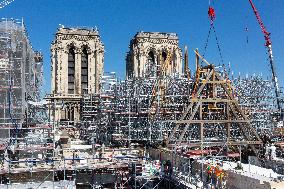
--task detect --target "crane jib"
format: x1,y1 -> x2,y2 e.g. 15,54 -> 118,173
248,0 -> 282,113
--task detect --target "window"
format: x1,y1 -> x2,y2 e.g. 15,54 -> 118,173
157,51 -> 167,76
68,47 -> 75,94
148,51 -> 155,64
67,106 -> 74,122
173,52 -> 177,73
162,51 -> 167,62
147,51 -> 156,77
81,48 -> 88,94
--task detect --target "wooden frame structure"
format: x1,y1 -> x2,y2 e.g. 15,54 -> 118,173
167,51 -> 262,150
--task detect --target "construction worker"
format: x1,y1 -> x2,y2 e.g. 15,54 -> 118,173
206,163 -> 213,183
215,162 -> 225,188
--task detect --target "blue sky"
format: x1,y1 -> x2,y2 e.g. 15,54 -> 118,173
1,0 -> 284,94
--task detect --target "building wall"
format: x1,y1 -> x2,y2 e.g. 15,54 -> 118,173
51,27 -> 104,95
126,32 -> 182,78
149,149 -> 284,189
50,27 -> 104,123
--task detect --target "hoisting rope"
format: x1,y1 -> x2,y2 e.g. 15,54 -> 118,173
193,1 -> 225,98
201,1 -> 224,65
202,24 -> 213,59
212,24 -> 224,65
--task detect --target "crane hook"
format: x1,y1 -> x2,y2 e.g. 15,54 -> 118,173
208,6 -> 216,24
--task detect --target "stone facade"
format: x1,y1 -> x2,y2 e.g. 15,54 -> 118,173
51,27 -> 104,95
126,32 -> 182,78
50,27 -> 104,123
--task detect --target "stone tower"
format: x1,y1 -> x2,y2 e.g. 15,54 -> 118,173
126,32 -> 182,78
50,26 -> 104,123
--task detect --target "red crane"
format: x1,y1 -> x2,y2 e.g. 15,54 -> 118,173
248,0 -> 282,113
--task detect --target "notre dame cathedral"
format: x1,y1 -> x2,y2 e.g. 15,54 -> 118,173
49,27 -> 104,123
126,32 -> 183,78
50,28 -> 184,124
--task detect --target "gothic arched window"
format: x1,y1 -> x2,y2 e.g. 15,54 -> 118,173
162,51 -> 167,62
147,51 -> 156,77
173,52 -> 177,72
68,47 -> 75,94
81,48 -> 88,94
148,51 -> 155,64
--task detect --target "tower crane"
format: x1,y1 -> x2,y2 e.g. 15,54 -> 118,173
248,0 -> 282,116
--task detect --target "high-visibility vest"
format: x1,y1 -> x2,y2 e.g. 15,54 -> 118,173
206,164 -> 213,174
215,166 -> 225,180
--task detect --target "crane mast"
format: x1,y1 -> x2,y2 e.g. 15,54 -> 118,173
248,0 -> 282,113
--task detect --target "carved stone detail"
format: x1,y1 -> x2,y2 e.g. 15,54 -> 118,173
50,27 -> 104,123
126,31 -> 182,78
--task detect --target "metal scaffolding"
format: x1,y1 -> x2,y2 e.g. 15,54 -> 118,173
78,63 -> 281,153
0,18 -> 44,128
234,74 -> 278,132
0,18 -> 50,174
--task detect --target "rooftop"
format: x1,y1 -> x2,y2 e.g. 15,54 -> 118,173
135,31 -> 178,40
56,26 -> 99,36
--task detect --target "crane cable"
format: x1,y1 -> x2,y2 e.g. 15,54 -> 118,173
212,24 -> 224,65
202,23 -> 213,59
202,1 -> 224,65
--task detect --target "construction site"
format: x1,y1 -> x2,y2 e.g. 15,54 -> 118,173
0,0 -> 284,188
